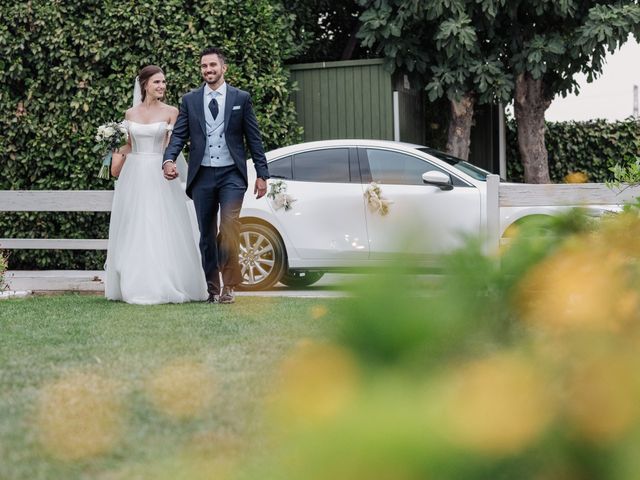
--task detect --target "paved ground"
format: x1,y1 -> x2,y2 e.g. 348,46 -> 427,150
3,271 -> 359,298
4,271 -> 440,299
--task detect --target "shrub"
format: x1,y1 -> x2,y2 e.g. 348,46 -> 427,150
0,0 -> 303,269
507,118 -> 640,182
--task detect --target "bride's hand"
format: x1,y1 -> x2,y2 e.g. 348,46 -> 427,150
111,152 -> 126,178
163,161 -> 179,181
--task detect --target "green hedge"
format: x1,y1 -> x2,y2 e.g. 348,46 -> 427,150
0,0 -> 302,270
506,118 -> 640,182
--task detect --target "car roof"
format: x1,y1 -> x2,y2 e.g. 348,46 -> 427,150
265,139 -> 426,159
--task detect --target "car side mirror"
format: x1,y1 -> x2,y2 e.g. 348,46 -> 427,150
422,170 -> 453,190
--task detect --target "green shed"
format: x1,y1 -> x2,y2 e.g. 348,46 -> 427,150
288,58 -> 505,177
288,58 -> 425,145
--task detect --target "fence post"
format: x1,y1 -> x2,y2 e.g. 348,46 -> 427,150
485,174 -> 500,255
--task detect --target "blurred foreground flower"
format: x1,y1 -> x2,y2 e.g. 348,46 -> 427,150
564,171 -> 589,183
440,352 -> 553,455
146,359 -> 217,420
36,371 -> 123,460
270,341 -> 359,426
565,350 -> 640,443
516,241 -> 638,332
310,304 -> 329,319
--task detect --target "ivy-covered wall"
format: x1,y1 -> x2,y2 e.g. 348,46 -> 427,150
0,0 -> 303,270
506,118 -> 640,182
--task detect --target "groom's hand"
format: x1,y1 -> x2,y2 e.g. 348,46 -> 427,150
163,161 -> 179,180
254,178 -> 267,199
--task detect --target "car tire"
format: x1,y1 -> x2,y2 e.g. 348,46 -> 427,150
237,222 -> 286,291
279,270 -> 325,288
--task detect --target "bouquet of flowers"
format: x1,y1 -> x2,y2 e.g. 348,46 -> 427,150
267,180 -> 297,211
364,182 -> 392,216
0,249 -> 8,292
95,121 -> 128,179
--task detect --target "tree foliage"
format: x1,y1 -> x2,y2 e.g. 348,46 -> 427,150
357,0 -> 513,106
283,0 -> 369,63
0,0 -> 303,269
357,0 -> 514,159
356,0 -> 640,180
507,1 -> 640,182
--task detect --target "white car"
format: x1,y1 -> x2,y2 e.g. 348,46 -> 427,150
237,140 -> 563,290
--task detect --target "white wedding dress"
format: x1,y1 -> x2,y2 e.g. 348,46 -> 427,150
105,121 -> 208,304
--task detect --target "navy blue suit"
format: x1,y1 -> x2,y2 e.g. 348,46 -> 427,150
164,84 -> 269,295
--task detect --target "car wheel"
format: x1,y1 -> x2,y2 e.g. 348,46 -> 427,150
238,222 -> 286,291
279,270 -> 325,288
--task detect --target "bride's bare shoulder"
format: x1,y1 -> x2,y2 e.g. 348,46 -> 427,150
163,104 -> 179,122
163,103 -> 178,115
124,106 -> 139,120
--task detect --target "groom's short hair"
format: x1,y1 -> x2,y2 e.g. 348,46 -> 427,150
200,47 -> 226,65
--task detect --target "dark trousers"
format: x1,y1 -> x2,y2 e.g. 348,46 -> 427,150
191,165 -> 246,295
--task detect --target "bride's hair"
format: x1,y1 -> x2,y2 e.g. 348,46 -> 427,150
138,65 -> 164,101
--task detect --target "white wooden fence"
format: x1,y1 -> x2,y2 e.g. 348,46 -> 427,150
2,181 -> 640,290
1,190 -> 113,291
485,174 -> 640,252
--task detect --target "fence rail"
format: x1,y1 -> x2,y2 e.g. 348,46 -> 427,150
0,190 -> 113,252
2,183 -> 640,291
0,190 -> 113,212
485,175 -> 640,252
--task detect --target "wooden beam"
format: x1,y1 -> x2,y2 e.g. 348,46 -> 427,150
485,174 -> 501,254
0,239 -> 108,250
0,190 -> 113,212
5,270 -> 105,292
499,183 -> 640,207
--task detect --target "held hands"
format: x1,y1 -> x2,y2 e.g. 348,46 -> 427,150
163,161 -> 179,181
254,178 -> 267,199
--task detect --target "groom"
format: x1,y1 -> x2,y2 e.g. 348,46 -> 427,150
163,47 -> 269,304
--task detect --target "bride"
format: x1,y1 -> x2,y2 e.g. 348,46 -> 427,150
105,65 -> 208,304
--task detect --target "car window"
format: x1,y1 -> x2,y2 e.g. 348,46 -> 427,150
365,148 -> 447,185
268,156 -> 292,179
293,148 -> 350,183
417,147 -> 493,181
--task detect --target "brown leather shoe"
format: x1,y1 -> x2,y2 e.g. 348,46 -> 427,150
219,286 -> 235,304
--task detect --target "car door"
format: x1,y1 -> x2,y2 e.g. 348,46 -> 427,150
359,147 -> 481,263
267,147 -> 369,263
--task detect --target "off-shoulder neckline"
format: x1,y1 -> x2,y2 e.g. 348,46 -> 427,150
127,120 -> 169,126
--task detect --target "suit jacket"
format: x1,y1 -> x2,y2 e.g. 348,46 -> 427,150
163,83 -> 269,198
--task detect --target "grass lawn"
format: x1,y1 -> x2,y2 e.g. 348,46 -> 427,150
0,293 -> 341,480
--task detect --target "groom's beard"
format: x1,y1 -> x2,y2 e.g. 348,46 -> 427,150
204,72 -> 223,86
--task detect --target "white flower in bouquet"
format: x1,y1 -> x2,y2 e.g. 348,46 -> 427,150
273,193 -> 286,210
267,180 -> 297,211
95,121 -> 129,179
364,182 -> 392,216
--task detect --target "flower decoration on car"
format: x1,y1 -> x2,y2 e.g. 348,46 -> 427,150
364,182 -> 392,216
267,180 -> 297,212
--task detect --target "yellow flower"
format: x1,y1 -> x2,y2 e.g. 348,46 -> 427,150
310,304 -> 329,319
36,371 -> 123,460
146,359 -> 217,420
441,352 -> 553,455
515,242 -> 637,333
271,342 -> 359,426
565,351 -> 640,443
564,171 -> 589,183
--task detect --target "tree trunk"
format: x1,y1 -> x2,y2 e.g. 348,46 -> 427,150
341,23 -> 359,60
446,94 -> 475,160
514,73 -> 552,183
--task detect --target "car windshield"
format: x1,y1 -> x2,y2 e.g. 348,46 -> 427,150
417,147 -> 493,181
